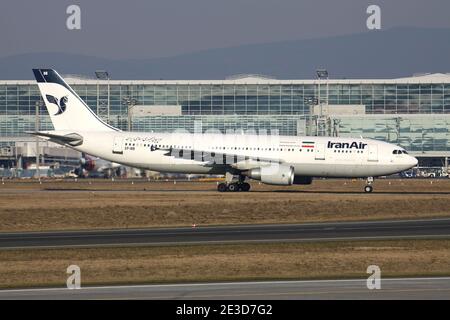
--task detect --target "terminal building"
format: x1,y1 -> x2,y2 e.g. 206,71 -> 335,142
1,72 -> 450,171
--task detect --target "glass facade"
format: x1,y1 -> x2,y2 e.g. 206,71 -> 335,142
333,115 -> 450,154
132,115 -> 305,136
1,74 -> 450,156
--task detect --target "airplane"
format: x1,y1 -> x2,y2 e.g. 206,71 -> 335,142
74,153 -> 122,178
29,69 -> 418,193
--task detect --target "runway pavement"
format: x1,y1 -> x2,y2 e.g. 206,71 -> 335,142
1,218 -> 450,249
1,277 -> 449,299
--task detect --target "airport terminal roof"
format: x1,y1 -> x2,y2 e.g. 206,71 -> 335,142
2,73 -> 450,85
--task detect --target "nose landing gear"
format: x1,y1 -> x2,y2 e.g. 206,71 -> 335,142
364,177 -> 374,193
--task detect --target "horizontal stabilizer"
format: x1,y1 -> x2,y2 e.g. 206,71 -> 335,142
26,131 -> 83,146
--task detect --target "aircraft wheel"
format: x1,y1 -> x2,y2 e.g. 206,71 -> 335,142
241,182 -> 251,192
228,183 -> 239,192
217,183 -> 228,192
364,185 -> 373,193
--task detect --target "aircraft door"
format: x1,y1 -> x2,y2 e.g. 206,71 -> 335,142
112,136 -> 124,154
315,143 -> 325,160
368,144 -> 378,162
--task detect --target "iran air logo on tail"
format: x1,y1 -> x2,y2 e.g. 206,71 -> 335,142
46,95 -> 68,115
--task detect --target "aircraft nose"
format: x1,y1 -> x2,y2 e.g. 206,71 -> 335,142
409,156 -> 418,167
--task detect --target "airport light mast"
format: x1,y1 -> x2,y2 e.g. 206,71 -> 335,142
316,68 -> 329,136
34,100 -> 42,180
316,68 -> 328,117
123,97 -> 137,132
304,96 -> 318,136
95,70 -> 110,124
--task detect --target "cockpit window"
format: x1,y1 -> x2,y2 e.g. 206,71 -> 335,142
402,150 -> 408,154
393,150 -> 398,154
393,149 -> 408,154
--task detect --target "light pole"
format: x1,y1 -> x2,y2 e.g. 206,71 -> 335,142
316,68 -> 328,117
35,100 -> 41,179
123,97 -> 137,132
304,97 -> 318,136
95,70 -> 110,123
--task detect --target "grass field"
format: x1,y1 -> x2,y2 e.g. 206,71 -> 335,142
1,179 -> 449,289
0,239 -> 449,289
0,179 -> 449,232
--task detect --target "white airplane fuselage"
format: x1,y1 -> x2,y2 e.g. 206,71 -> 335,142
72,130 -> 417,178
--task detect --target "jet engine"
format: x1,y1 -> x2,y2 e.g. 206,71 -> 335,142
244,164 -> 295,185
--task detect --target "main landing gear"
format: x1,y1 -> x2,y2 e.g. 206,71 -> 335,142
364,176 -> 374,193
217,173 -> 251,192
218,182 -> 251,192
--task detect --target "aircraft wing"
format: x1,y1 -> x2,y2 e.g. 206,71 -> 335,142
159,147 -> 284,170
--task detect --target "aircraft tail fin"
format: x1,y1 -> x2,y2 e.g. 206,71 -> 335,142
32,69 -> 119,132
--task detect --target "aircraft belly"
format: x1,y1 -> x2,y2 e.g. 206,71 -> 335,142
331,164 -> 400,177
146,164 -> 207,173
293,161 -> 400,178
293,163 -> 334,176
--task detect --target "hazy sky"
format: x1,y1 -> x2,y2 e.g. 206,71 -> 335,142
1,0 -> 450,59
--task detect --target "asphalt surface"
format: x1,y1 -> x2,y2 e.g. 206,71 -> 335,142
1,278 -> 449,299
1,218 -> 450,249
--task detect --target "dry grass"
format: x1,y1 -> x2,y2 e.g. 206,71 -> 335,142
0,239 -> 449,289
1,179 -> 450,232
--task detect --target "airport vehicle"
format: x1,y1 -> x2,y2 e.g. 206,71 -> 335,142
29,69 -> 418,192
74,153 -> 122,178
